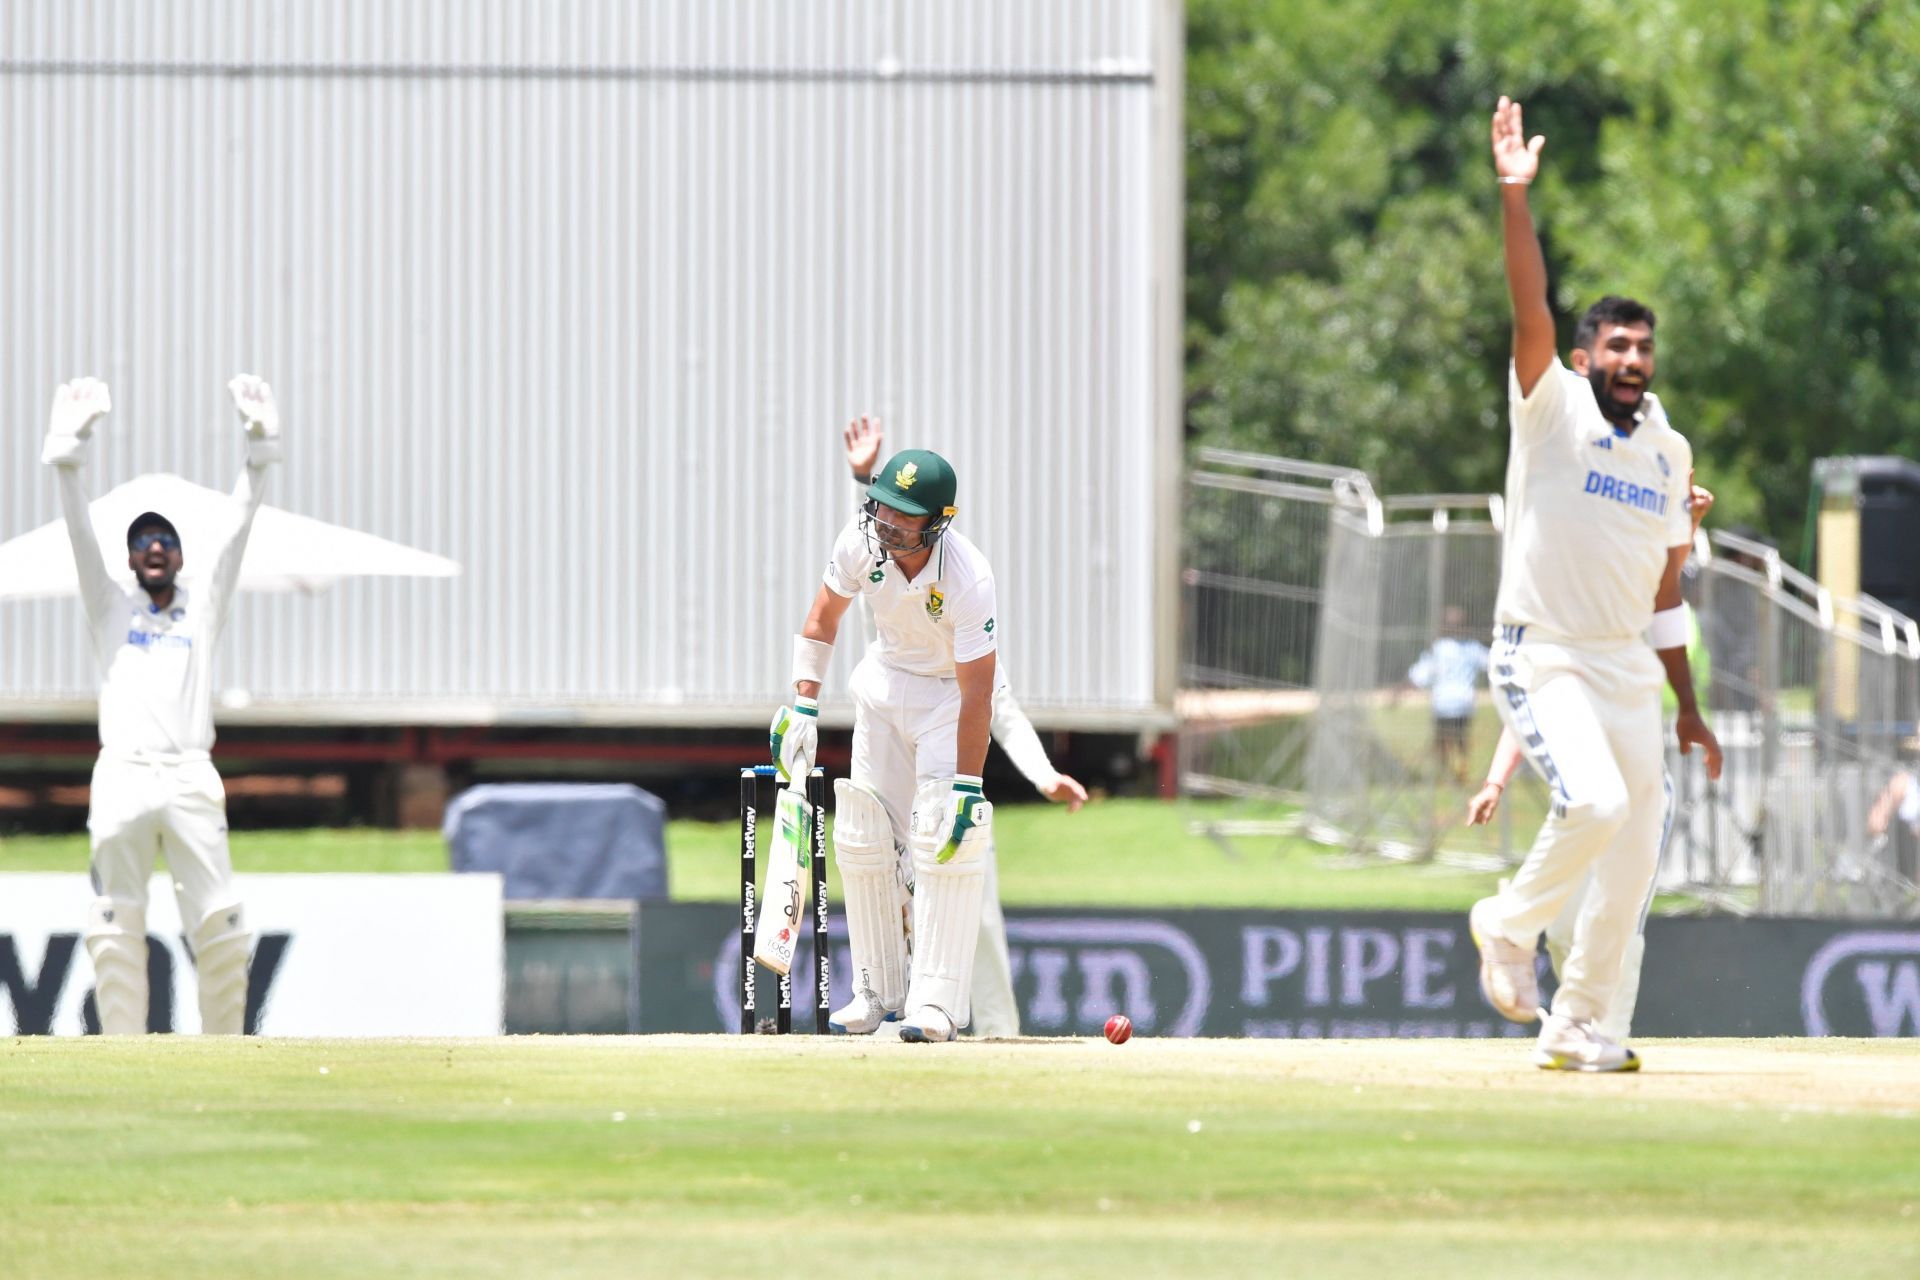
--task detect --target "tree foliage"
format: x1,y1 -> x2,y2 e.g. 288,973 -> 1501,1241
1187,0 -> 1920,552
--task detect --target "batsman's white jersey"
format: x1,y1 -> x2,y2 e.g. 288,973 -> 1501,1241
1484,359 -> 1695,1026
824,514 -> 998,846
824,518 -> 998,676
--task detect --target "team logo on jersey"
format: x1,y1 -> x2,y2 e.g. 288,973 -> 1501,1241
170,608 -> 185,621
869,568 -> 885,584
926,589 -> 945,619
1657,453 -> 1671,478
983,618 -> 995,635
894,462 -> 919,489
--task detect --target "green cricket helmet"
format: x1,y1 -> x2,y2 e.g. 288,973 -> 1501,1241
863,449 -> 958,560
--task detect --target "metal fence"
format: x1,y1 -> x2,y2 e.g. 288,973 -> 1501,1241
1180,448 -> 1920,920
1305,495 -> 1509,864
1176,450 -> 1374,838
1681,534 -> 1920,918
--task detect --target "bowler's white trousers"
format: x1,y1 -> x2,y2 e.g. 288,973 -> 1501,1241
1486,626 -> 1666,1024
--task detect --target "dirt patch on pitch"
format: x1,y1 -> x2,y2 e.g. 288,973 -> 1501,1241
624,1034 -> 1920,1115
1090,1037 -> 1920,1115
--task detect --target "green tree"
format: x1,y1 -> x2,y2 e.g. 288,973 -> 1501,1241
1187,0 -> 1920,554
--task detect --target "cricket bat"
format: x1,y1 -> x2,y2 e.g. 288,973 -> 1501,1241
752,785 -> 814,977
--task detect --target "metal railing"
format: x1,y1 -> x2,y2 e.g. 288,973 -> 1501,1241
1179,448 -> 1920,918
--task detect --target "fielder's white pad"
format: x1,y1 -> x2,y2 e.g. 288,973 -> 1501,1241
753,787 -> 814,977
903,779 -> 989,1030
833,778 -> 909,1013
189,902 -> 252,1036
83,897 -> 148,1036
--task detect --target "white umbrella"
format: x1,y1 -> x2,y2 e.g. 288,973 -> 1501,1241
0,472 -> 461,600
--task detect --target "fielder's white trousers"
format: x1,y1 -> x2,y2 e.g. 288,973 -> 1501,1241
849,655 -> 1016,1035
89,753 -> 240,924
1487,627 -> 1665,1024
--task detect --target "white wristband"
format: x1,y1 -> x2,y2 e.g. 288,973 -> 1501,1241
1649,605 -> 1688,650
791,634 -> 834,690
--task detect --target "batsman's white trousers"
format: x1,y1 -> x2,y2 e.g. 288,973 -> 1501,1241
848,654 -> 1016,1035
1487,626 -> 1665,1024
88,753 -> 241,924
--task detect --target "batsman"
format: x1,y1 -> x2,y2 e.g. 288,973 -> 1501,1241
772,447 -> 999,1043
44,374 -> 283,1034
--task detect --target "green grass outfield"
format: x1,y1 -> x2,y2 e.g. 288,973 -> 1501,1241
0,798 -> 1511,913
2,1036 -> 1915,1279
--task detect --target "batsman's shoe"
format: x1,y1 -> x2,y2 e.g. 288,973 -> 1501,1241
1533,1011 -> 1640,1073
897,1006 -> 959,1044
1469,897 -> 1540,1023
829,986 -> 899,1036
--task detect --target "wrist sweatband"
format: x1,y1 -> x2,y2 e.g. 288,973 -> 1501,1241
1649,605 -> 1688,650
792,635 -> 833,689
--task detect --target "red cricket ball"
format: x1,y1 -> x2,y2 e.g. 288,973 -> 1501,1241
1103,1014 -> 1132,1044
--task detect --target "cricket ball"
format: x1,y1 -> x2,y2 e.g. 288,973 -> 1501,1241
1103,1014 -> 1132,1044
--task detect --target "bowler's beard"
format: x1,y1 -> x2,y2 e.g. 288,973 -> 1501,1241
1588,366 -> 1649,425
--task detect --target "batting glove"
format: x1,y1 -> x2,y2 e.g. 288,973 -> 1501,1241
939,775 -> 992,863
770,697 -> 819,785
229,374 -> 283,466
42,378 -> 111,467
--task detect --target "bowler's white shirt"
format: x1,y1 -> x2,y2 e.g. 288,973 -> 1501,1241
1495,361 -> 1693,645
824,519 -> 998,677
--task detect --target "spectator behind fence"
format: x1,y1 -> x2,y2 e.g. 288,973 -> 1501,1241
1407,604 -> 1489,786
1868,769 -> 1920,841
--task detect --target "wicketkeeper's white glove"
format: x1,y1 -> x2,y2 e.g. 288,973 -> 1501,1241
769,697 -> 819,786
228,374 -> 282,466
41,378 -> 112,468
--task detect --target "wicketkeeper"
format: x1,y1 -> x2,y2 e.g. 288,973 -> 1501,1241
773,446 -> 999,1042
45,375 -> 283,1035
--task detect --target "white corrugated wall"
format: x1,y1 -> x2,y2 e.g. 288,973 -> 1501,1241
0,1 -> 1179,729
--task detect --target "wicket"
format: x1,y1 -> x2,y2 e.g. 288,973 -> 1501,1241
738,765 -> 830,1034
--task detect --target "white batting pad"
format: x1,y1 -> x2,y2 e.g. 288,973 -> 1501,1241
833,778 -> 908,1009
904,781 -> 990,1026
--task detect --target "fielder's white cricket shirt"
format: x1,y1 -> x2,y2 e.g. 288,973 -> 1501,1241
1494,360 -> 1693,645
823,517 -> 998,677
60,465 -> 267,757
